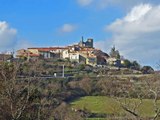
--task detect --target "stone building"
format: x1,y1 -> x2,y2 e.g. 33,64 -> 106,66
79,37 -> 93,48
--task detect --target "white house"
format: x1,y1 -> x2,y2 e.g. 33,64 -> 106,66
69,52 -> 80,62
62,50 -> 69,59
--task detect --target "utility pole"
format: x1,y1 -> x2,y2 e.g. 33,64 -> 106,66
27,50 -> 30,62
62,64 -> 65,78
12,48 -> 15,58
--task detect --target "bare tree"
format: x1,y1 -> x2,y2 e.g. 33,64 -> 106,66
53,102 -> 83,120
107,74 -> 160,120
145,74 -> 160,120
113,81 -> 144,120
115,95 -> 143,119
0,62 -> 33,120
79,77 -> 93,95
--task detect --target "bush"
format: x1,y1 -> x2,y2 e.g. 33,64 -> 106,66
141,66 -> 154,74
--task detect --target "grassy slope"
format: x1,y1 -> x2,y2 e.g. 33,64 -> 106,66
70,96 -> 160,118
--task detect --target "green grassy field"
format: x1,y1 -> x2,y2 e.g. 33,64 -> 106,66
86,118 -> 107,120
70,96 -> 160,118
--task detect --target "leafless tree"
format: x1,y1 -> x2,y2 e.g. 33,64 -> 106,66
112,81 -> 144,120
107,74 -> 160,120
0,62 -> 34,120
145,74 -> 160,120
53,102 -> 83,120
79,77 -> 92,95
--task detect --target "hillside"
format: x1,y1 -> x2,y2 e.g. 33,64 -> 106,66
0,59 -> 158,120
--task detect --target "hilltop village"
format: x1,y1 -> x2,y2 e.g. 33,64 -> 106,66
0,37 -> 154,75
0,38 -> 157,120
16,38 -> 127,68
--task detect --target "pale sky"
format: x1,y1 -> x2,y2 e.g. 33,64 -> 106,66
0,0 -> 160,68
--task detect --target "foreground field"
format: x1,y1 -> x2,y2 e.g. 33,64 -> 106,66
70,96 -> 160,118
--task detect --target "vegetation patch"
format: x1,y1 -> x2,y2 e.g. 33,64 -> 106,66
71,96 -> 160,118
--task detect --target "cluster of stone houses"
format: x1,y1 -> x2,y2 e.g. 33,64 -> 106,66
16,38 -> 111,66
14,38 -> 126,67
0,38 -> 126,67
16,47 -> 65,60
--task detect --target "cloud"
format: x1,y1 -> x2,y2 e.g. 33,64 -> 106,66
94,39 -> 112,53
0,21 -> 33,52
97,0 -> 152,9
0,21 -> 17,51
77,0 -> 160,9
15,40 -> 33,50
59,24 -> 77,33
77,0 -> 93,6
96,4 -> 160,66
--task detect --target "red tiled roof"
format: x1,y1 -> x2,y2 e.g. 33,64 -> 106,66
28,47 -> 67,49
38,49 -> 50,52
28,47 -> 68,52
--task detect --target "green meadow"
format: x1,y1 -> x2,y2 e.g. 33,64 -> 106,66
71,96 -> 160,118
